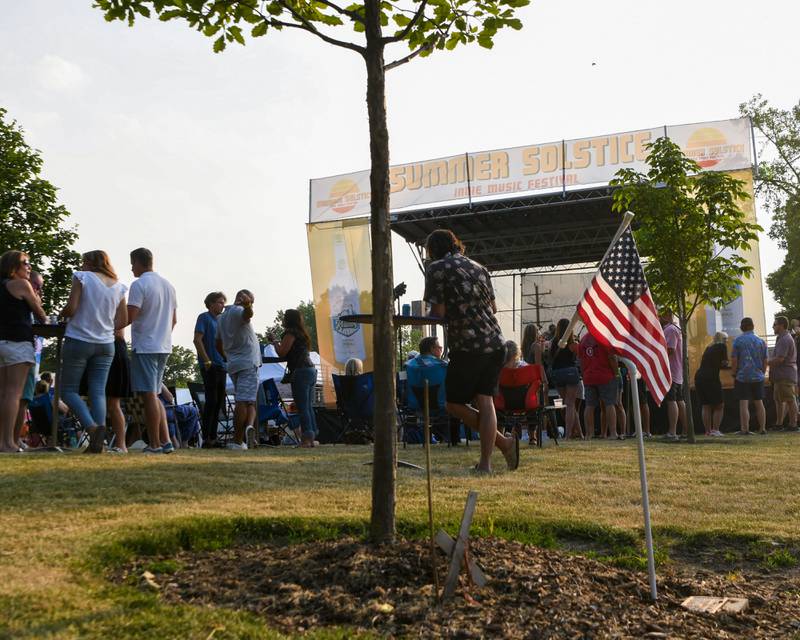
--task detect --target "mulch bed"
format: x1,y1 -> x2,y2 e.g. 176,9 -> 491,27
120,537 -> 800,638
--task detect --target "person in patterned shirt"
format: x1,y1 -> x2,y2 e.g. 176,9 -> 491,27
423,229 -> 519,473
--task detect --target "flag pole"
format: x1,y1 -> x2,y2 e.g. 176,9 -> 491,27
558,211 -> 635,349
620,357 -> 658,601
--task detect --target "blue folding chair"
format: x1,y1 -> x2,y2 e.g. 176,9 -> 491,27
332,372 -> 374,444
405,357 -> 456,445
258,378 -> 300,446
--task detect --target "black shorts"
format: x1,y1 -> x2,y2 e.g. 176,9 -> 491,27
636,378 -> 648,399
445,349 -> 506,404
694,373 -> 723,406
735,379 -> 764,401
664,382 -> 684,402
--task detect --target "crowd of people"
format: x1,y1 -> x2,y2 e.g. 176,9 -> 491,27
0,247 -> 318,454
2,231 -> 798,460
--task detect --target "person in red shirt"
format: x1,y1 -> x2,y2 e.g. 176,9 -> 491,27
579,332 -> 620,439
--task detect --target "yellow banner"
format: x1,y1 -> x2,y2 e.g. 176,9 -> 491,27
307,220 -> 373,405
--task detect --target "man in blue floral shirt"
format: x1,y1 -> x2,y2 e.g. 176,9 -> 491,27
423,229 -> 519,473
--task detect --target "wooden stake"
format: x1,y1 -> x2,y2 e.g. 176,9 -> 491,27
443,491 -> 478,600
423,379 -> 440,599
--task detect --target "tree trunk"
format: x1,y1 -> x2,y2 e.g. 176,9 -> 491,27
364,0 -> 397,543
678,305 -> 696,444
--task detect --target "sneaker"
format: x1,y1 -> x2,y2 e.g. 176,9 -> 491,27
142,446 -> 163,454
662,433 -> 679,440
161,442 -> 175,454
245,426 -> 256,450
710,430 -> 724,437
226,441 -> 248,450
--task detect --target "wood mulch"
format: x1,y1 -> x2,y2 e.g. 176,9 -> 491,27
119,537 -> 800,638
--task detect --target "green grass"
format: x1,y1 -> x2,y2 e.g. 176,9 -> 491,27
2,434 -> 800,638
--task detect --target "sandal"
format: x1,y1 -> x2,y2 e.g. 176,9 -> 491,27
503,432 -> 520,471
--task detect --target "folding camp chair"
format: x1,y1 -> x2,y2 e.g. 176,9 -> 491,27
405,359 -> 456,445
494,364 -> 555,447
332,372 -> 375,444
188,381 -> 234,445
27,398 -> 83,449
258,378 -> 300,446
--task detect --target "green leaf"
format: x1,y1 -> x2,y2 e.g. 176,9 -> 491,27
203,23 -> 221,36
251,21 -> 268,37
393,14 -> 411,27
158,9 -> 184,21
213,34 -> 226,52
229,25 -> 245,45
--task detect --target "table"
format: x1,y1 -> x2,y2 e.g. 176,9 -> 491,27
30,322 -> 66,452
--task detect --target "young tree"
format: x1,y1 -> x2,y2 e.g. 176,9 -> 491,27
611,137 -> 761,443
0,108 -> 80,311
95,0 -> 528,542
740,95 -> 800,315
164,344 -> 201,387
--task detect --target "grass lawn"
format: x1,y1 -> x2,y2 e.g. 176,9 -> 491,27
1,434 -> 799,638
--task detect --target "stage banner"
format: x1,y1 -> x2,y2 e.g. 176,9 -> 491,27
307,219 -> 373,405
309,118 -> 753,222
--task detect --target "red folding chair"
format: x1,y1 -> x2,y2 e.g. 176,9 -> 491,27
494,364 -> 554,447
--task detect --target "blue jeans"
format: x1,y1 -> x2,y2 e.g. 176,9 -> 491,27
61,337 -> 114,428
291,367 -> 318,438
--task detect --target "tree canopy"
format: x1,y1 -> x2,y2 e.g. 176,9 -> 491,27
740,95 -> 800,316
0,107 -> 80,311
611,137 -> 761,442
95,0 -> 526,63
164,344 -> 201,387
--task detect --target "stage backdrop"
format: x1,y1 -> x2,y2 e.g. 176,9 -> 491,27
310,118 -> 753,222
307,219 -> 373,405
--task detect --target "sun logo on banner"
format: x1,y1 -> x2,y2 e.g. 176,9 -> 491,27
330,179 -> 360,214
685,127 -> 728,169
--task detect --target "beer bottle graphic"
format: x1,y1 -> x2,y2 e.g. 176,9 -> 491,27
329,233 -> 365,363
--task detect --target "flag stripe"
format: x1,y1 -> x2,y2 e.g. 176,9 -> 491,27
579,285 -> 668,394
578,290 -> 670,401
577,274 -> 672,404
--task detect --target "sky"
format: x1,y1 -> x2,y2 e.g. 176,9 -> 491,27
1,0 -> 798,349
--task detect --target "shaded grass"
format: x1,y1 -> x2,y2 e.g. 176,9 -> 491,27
2,434 -> 800,638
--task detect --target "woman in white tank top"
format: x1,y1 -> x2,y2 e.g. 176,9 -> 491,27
60,251 -> 128,452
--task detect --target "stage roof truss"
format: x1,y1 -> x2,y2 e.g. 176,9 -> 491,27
391,186 -> 630,273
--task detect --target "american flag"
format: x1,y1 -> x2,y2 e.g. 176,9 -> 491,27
577,226 -> 672,404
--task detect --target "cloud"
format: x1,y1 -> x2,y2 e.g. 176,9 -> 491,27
36,54 -> 88,91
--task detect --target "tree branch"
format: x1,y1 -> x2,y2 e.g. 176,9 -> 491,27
273,1 -> 365,55
757,125 -> 800,187
383,0 -> 428,44
384,41 -> 433,70
315,0 -> 364,24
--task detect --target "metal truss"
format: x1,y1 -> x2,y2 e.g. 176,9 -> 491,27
391,185 -> 625,273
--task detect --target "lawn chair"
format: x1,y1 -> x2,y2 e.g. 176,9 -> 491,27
405,358 -> 454,445
188,381 -> 234,445
332,372 -> 374,444
258,378 -> 300,446
494,364 -> 554,447
164,387 -> 202,448
27,396 -> 83,448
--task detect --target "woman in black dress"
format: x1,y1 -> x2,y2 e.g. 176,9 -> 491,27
694,331 -> 729,436
106,329 -> 132,452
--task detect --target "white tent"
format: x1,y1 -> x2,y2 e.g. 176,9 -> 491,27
225,346 -> 322,394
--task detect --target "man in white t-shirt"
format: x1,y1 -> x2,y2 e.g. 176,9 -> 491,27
127,247 -> 177,454
216,289 -> 260,450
